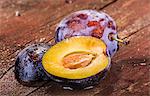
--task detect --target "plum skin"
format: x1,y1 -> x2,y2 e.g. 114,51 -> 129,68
14,43 -> 51,86
45,68 -> 108,89
55,10 -> 118,57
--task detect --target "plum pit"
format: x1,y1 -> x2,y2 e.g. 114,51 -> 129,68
63,52 -> 96,69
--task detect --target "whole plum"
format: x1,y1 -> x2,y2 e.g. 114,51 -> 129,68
55,10 -> 118,57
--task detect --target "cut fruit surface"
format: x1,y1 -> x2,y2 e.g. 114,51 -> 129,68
42,36 -> 109,79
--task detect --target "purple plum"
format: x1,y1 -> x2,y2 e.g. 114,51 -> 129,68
14,43 -> 51,86
55,10 -> 118,57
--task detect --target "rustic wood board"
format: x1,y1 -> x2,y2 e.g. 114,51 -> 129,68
0,0 -> 150,96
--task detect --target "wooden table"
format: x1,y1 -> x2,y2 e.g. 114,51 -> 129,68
0,0 -> 150,96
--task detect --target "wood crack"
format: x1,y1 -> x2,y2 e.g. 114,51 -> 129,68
25,82 -> 49,96
0,65 -> 14,79
122,24 -> 150,39
99,0 -> 118,10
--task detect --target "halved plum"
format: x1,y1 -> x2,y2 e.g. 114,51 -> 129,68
14,43 -> 51,86
42,36 -> 111,89
55,10 -> 118,57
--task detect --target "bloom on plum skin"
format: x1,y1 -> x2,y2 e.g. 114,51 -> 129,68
14,43 -> 51,86
55,10 -> 118,57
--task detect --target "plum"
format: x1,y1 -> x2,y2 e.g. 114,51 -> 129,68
42,36 -> 111,89
14,43 -> 51,86
55,10 -> 118,57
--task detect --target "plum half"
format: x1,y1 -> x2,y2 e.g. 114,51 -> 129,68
42,36 -> 111,89
14,43 -> 51,86
55,10 -> 118,57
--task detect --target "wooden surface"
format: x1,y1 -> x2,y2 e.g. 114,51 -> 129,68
0,0 -> 150,96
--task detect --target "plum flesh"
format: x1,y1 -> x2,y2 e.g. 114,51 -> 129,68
55,10 -> 118,57
14,43 -> 50,86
